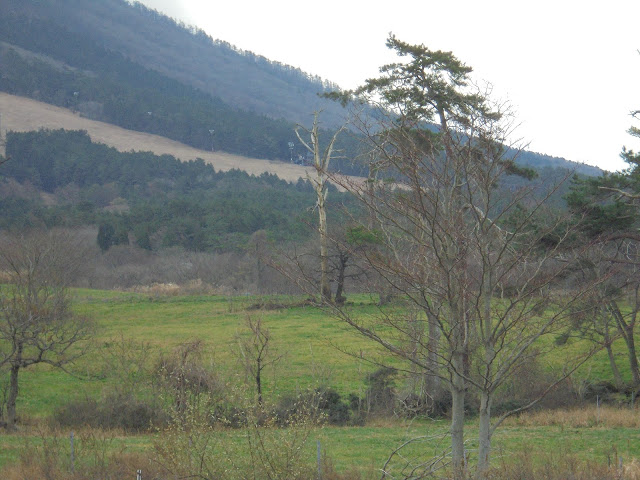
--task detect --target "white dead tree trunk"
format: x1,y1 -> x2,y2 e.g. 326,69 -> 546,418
295,112 -> 345,303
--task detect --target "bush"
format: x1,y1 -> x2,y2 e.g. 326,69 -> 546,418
52,393 -> 167,432
492,353 -> 580,415
316,387 -> 352,426
364,368 -> 397,416
272,387 -> 358,426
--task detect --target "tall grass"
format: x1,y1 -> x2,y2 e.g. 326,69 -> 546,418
488,450 -> 640,480
505,405 -> 640,428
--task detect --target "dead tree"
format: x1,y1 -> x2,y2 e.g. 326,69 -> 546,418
295,112 -> 345,303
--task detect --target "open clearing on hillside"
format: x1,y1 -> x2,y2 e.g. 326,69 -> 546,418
0,92 -> 319,183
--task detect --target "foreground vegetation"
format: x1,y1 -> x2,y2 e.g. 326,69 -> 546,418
0,409 -> 639,478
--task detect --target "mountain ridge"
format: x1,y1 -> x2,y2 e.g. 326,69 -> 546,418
0,0 -> 603,178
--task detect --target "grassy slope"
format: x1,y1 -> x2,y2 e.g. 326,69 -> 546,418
10,286 -> 640,418
14,290 -> 390,420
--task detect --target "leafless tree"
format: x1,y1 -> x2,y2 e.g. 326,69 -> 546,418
295,112 -> 346,302
235,315 -> 283,407
0,230 -> 95,430
560,238 -> 640,393
318,35 -> 601,479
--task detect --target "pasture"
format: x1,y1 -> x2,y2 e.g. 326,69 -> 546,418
1,288 -> 639,477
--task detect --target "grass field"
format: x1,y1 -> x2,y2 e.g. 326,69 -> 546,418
1,413 -> 639,475
1,287 -> 640,477
13,290 -> 395,421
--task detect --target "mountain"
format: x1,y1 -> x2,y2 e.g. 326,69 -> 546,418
1,0 -> 346,127
0,92 -> 319,184
0,0 -> 364,172
0,0 -> 601,178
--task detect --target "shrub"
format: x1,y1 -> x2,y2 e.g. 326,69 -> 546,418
364,368 -> 397,416
52,393 -> 167,432
316,387 -> 352,426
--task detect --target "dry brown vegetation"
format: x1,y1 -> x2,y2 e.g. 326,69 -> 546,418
505,405 -> 640,428
488,451 -> 640,480
0,92 -> 316,183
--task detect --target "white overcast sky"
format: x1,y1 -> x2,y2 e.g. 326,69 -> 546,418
138,0 -> 640,172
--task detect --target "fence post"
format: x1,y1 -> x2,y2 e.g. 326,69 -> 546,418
137,469 -> 142,480
317,440 -> 322,480
70,431 -> 75,473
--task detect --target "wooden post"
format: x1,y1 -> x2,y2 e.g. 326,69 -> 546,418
137,469 -> 142,480
70,431 -> 75,473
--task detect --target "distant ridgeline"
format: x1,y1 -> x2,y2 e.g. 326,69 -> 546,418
0,0 -> 601,179
1,129 -> 350,252
0,0 -> 363,174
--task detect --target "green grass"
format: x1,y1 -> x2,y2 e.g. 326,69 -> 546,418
1,419 -> 638,474
8,288 -> 640,419
11,291 -> 394,420
3,288 -> 640,475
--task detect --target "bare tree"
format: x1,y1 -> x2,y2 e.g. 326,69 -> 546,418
559,239 -> 640,393
321,35 -> 600,479
235,315 -> 283,407
0,230 -> 95,430
295,112 -> 345,302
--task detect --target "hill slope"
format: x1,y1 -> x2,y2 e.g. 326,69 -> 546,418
0,92 -> 316,183
0,0 -> 602,177
1,0 -> 347,128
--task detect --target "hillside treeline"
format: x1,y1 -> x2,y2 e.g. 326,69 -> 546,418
1,129 -> 345,252
0,5 -> 364,173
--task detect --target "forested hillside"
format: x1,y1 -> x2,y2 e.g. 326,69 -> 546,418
0,129 -> 348,252
6,0 -> 346,127
0,0 -> 364,173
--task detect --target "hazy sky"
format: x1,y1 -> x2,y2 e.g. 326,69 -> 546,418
138,0 -> 640,172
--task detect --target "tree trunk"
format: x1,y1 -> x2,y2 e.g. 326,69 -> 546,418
450,351 -> 466,480
6,363 -> 20,430
604,332 -> 623,391
626,327 -> 640,388
476,392 -> 492,479
318,204 -> 332,302
610,301 -> 640,388
477,261 -> 494,478
450,383 -> 466,479
334,251 -> 348,306
256,369 -> 262,407
426,311 -> 441,404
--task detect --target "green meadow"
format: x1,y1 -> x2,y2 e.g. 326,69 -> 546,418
1,288 -> 639,475
13,290 -> 394,421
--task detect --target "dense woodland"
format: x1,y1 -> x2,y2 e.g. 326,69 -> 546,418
0,129 -> 349,252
